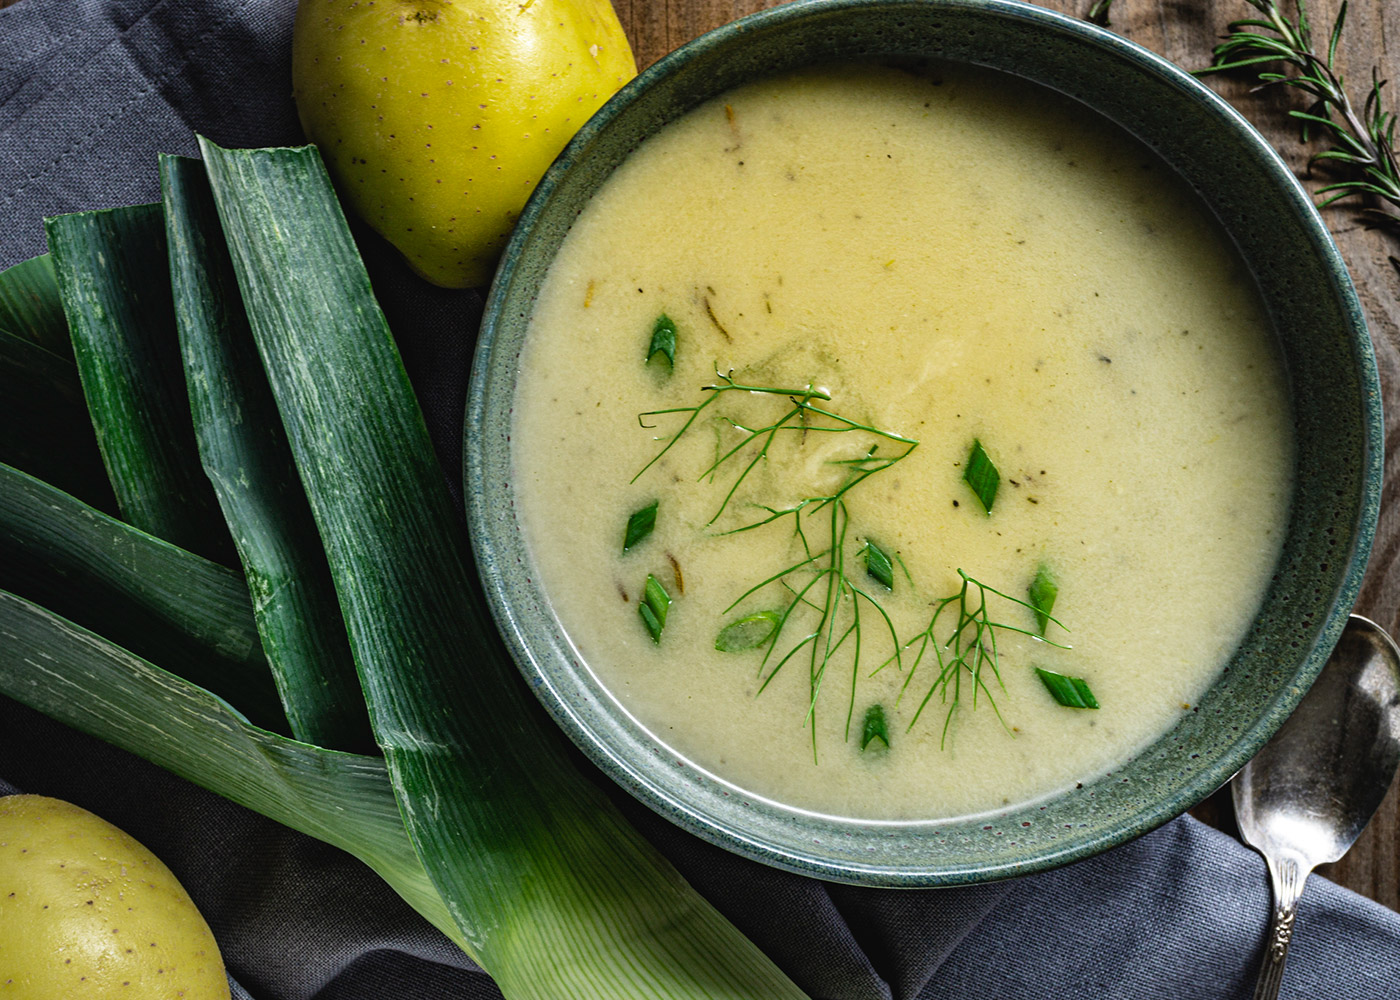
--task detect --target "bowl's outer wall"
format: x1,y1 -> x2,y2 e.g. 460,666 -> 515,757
466,0 -> 1382,885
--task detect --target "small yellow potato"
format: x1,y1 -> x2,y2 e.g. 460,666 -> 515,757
0,794 -> 230,999
293,0 -> 637,289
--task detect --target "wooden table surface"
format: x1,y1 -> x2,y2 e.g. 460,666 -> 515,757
610,0 -> 1400,914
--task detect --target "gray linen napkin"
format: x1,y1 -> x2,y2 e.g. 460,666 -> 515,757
2,2 -> 1398,998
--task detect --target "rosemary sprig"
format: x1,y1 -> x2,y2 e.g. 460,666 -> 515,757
1201,0 -> 1400,223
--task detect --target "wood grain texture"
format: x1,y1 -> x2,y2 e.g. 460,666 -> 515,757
609,0 -> 1400,913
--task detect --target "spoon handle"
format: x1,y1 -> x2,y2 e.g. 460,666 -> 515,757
1252,852 -> 1312,1000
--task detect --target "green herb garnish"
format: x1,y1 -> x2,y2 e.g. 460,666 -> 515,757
1028,563 -> 1058,637
963,439 -> 999,515
1200,0 -> 1400,226
864,539 -> 894,590
639,573 -> 671,643
715,610 -> 781,652
636,376 -> 1074,753
646,313 -> 677,370
623,499 -> 658,552
1035,667 -> 1099,709
884,569 -> 1071,747
860,704 -> 890,751
638,372 -> 918,759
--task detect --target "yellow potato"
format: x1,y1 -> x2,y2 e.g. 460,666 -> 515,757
293,0 -> 637,288
0,795 -> 230,999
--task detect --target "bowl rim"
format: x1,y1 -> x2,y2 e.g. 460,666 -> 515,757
465,0 -> 1383,885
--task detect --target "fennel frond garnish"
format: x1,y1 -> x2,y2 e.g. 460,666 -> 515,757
635,372 -> 1067,756
880,570 -> 1070,748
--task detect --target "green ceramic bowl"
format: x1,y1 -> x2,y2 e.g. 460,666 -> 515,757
465,0 -> 1382,885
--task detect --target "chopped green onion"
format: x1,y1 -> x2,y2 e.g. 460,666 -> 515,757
622,499 -> 658,552
640,573 -> 671,643
1035,667 -> 1099,709
864,540 -> 894,590
1029,563 -> 1058,637
646,313 -> 677,369
861,704 -> 890,751
714,610 -> 780,652
963,438 -> 999,514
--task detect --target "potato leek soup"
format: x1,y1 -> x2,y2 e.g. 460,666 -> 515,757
511,64 -> 1293,820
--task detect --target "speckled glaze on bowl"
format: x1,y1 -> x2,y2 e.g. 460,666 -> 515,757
465,0 -> 1382,886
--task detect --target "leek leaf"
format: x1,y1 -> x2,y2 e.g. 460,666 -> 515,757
623,499 -> 658,552
45,204 -> 234,565
640,573 -> 672,643
0,329 -> 116,512
0,253 -> 70,357
0,589 -> 463,955
647,313 -> 677,369
160,154 -> 370,753
0,462 -> 286,731
860,704 -> 890,751
1029,564 -> 1058,637
715,610 -> 781,652
1035,667 -> 1099,709
200,137 -> 807,1000
963,439 -> 999,515
864,539 -> 894,590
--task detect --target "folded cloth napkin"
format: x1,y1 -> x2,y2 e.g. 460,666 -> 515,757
2,2 -> 1398,998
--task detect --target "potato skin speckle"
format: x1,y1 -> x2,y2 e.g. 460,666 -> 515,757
292,0 -> 637,288
0,795 -> 230,999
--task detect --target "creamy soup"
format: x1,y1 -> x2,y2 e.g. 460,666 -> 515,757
511,64 -> 1293,820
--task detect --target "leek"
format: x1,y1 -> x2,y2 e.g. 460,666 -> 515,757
45,204 -> 233,565
0,253 -> 69,356
0,589 -> 461,952
0,330 -> 115,512
160,153 -> 370,752
0,463 -> 285,731
197,136 -> 806,999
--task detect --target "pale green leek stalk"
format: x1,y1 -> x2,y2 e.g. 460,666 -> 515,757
199,136 -> 808,1000
0,589 -> 462,952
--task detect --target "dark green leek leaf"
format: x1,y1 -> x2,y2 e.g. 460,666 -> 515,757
0,330 -> 116,512
161,154 -> 370,753
1029,564 -> 1058,637
861,704 -> 890,751
0,462 -> 285,731
963,439 -> 999,515
0,253 -> 70,357
640,573 -> 671,643
715,610 -> 781,652
0,590 -> 462,955
647,313 -> 677,369
1035,667 -> 1099,709
623,499 -> 658,552
198,137 -> 806,1000
864,540 -> 894,590
45,204 -> 234,565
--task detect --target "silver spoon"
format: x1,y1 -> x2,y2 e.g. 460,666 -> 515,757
1234,613 -> 1400,1000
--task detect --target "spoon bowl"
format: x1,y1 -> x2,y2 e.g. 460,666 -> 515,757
1234,613 -> 1400,998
